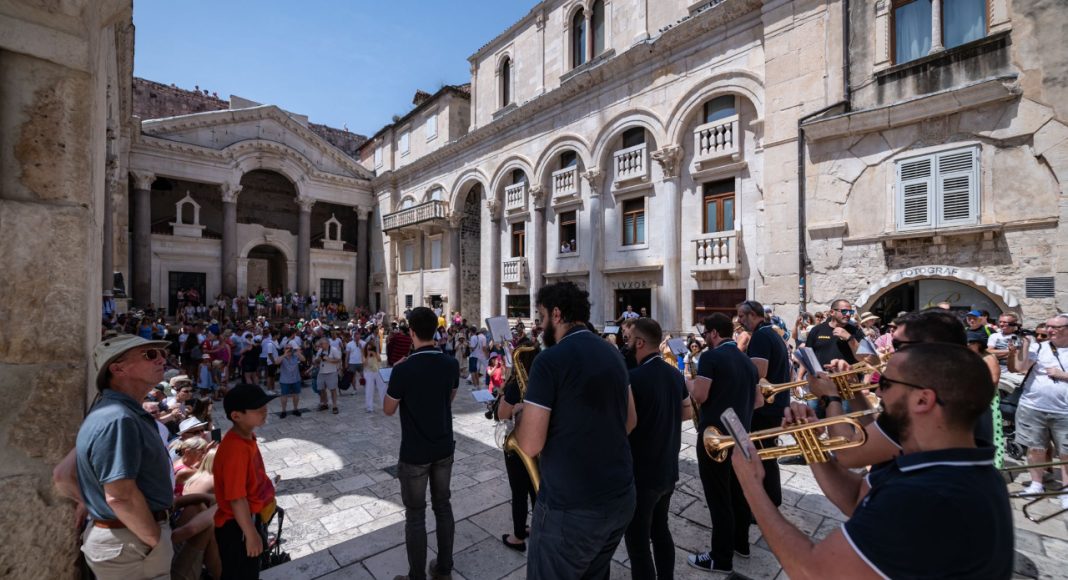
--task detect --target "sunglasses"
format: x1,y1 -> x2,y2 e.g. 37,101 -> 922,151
877,374 -> 945,406
1036,334 -> 1049,340
837,309 -> 856,315
138,348 -> 167,361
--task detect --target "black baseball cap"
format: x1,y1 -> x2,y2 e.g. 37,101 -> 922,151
224,383 -> 278,419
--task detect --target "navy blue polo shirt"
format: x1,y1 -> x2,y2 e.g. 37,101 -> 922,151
76,389 -> 174,520
843,447 -> 1013,579
804,321 -> 864,366
524,326 -> 633,509
697,340 -> 758,432
628,354 -> 688,492
386,346 -> 459,465
746,323 -> 791,418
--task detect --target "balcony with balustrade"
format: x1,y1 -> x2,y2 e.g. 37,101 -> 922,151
552,166 -> 578,200
691,230 -> 739,276
382,199 -> 449,233
692,115 -> 741,171
505,182 -> 528,214
612,143 -> 648,188
502,257 -> 528,286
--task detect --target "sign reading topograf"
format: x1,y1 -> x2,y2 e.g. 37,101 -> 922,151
613,280 -> 653,289
897,266 -> 960,278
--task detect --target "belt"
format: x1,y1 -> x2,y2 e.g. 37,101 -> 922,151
93,510 -> 169,529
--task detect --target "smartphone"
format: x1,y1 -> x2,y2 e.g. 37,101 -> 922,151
211,428 -> 221,443
720,408 -> 753,460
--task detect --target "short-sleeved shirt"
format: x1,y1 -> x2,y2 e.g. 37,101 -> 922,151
318,345 -> 342,374
346,340 -> 364,365
842,447 -> 1013,579
214,430 -> 275,527
986,331 -> 1015,370
746,323 -> 791,418
804,321 -> 864,366
628,354 -> 688,491
76,389 -> 174,521
279,354 -> 302,384
386,346 -> 460,464
1019,341 -> 1068,414
524,327 -> 633,509
697,341 -> 758,432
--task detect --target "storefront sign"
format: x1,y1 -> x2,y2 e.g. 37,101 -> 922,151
613,280 -> 653,289
896,266 -> 960,279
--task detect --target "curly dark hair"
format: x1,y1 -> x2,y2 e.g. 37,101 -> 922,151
536,281 -> 591,324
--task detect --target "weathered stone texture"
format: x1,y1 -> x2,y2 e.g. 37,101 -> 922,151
0,475 -> 78,580
3,363 -> 85,464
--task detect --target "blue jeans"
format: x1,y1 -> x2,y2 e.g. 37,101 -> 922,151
527,485 -> 636,580
398,456 -> 455,580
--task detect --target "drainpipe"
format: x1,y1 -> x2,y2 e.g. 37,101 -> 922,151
797,0 -> 852,313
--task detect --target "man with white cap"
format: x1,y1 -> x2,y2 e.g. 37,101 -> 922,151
76,334 -> 176,579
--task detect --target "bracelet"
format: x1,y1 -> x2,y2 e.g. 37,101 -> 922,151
819,395 -> 843,408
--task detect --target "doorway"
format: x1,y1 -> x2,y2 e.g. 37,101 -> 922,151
247,245 -> 288,295
168,271 -> 206,316
692,289 -> 746,329
615,289 -> 652,321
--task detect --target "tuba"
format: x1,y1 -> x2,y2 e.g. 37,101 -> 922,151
500,345 -> 540,493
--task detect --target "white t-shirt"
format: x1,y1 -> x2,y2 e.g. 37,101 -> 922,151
329,337 -> 343,351
346,340 -> 364,365
262,340 -> 278,363
987,331 -> 1016,370
319,345 -> 342,374
621,310 -> 639,320
1019,341 -> 1068,414
469,333 -> 487,361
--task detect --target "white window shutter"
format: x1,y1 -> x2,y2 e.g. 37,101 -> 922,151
936,148 -> 978,226
897,156 -> 933,229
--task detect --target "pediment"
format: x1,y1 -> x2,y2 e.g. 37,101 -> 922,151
140,105 -> 371,179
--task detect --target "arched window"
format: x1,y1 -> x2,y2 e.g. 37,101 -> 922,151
621,127 -> 646,148
591,0 -> 606,57
500,56 -> 512,107
703,95 -> 737,124
511,168 -> 527,185
572,9 -> 587,68
400,197 -> 415,210
560,150 -> 578,169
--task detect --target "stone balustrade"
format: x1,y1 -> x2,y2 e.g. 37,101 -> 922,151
692,230 -> 737,271
504,182 -> 527,212
693,115 -> 740,166
613,142 -> 648,184
502,256 -> 527,285
382,199 -> 449,232
552,166 -> 578,198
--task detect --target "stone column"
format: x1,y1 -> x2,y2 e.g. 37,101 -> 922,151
469,63 -> 478,132
297,197 -> 314,295
355,206 -> 371,308
102,164 -> 115,294
488,199 -> 502,316
930,0 -> 944,53
583,169 -> 605,325
448,214 -> 462,317
536,12 -> 547,94
653,146 -> 683,334
585,12 -> 594,63
221,183 -> 241,298
530,186 -> 547,316
130,171 -> 154,307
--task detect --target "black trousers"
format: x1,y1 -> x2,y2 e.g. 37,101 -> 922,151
215,517 -> 267,580
750,412 -> 783,507
623,486 -> 675,580
504,450 -> 536,538
697,445 -> 750,569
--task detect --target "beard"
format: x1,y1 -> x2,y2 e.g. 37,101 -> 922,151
876,398 -> 911,445
542,318 -> 558,348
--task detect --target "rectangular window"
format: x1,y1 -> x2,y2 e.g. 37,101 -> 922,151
559,210 -> 577,254
374,292 -> 381,312
511,221 -> 526,258
374,146 -> 383,168
702,180 -> 735,233
430,238 -> 442,269
402,242 -> 415,271
399,131 -> 410,156
621,198 -> 645,246
894,0 -> 932,64
704,95 -> 737,124
506,294 -> 531,319
896,146 -> 979,230
426,114 -> 437,140
943,0 -> 986,49
405,294 -> 413,309
320,279 -> 344,305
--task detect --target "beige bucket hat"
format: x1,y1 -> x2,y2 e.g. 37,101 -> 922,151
93,334 -> 170,390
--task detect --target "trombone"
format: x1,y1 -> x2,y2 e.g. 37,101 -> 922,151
703,409 -> 876,464
759,361 -> 887,404
1001,460 -> 1068,523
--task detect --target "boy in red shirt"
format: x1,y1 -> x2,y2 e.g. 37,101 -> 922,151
214,383 -> 278,579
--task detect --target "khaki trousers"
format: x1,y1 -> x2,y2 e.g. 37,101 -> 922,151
81,522 -> 173,580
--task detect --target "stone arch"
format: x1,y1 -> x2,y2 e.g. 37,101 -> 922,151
664,70 -> 765,146
239,237 -> 295,264
590,109 -> 666,170
423,183 -> 449,203
228,144 -> 308,198
398,194 -> 417,209
449,168 -> 491,216
489,155 -> 536,199
533,134 -> 592,187
855,266 -> 1021,314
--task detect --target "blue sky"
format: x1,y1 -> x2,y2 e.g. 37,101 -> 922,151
133,1 -> 535,136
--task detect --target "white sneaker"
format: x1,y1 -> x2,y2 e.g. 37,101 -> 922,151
1024,482 -> 1045,495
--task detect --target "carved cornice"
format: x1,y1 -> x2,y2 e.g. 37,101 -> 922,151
131,171 -> 155,190
652,145 -> 683,179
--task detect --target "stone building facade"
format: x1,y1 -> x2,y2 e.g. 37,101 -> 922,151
364,0 -> 849,332
800,0 -> 1067,320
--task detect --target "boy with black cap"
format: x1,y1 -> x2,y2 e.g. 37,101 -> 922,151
213,383 -> 278,579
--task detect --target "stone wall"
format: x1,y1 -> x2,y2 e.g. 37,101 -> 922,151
0,1 -> 132,577
460,188 -> 482,322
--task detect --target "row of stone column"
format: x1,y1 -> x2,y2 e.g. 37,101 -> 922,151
121,172 -> 372,309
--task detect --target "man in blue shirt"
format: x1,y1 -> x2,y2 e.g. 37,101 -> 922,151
732,343 -> 1014,579
516,281 -> 637,579
76,334 -> 175,580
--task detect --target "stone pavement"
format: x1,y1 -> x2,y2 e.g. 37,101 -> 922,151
221,381 -> 1068,580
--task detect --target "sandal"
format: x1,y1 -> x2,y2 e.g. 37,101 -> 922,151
332,407 -> 339,414
501,534 -> 526,553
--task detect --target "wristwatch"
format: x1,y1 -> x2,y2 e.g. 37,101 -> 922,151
819,395 -> 843,408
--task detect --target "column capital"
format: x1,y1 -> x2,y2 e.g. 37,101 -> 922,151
355,206 -> 374,220
535,10 -> 546,30
582,168 -> 604,191
297,197 -> 316,212
131,171 -> 155,191
530,185 -> 547,209
486,199 -> 501,220
652,145 -> 683,179
448,213 -> 464,228
221,183 -> 242,203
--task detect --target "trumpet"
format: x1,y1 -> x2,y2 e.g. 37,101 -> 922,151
702,409 -> 876,464
759,361 -> 887,404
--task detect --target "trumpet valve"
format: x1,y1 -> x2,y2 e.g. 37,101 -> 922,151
702,426 -> 732,462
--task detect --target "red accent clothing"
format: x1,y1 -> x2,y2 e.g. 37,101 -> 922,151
213,430 -> 274,527
488,364 -> 504,394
